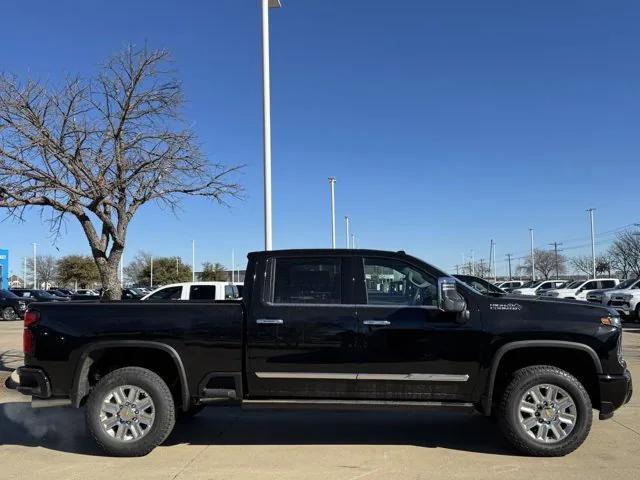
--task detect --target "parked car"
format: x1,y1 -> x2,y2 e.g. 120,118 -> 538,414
542,278 -> 620,301
511,280 -> 566,296
10,289 -> 70,302
0,289 -> 31,320
47,289 -> 71,298
496,280 -> 526,292
587,277 -> 640,306
608,291 -> 640,322
74,289 -> 99,296
453,274 -> 506,295
141,282 -> 240,301
7,248 -> 632,457
69,288 -> 144,302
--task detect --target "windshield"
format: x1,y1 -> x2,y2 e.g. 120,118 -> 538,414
0,289 -> 20,299
454,275 -> 504,296
35,290 -> 57,298
617,278 -> 638,289
564,280 -> 583,289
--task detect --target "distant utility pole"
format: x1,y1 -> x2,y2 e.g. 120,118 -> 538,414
23,257 -> 27,288
506,253 -> 513,280
454,264 -> 460,274
32,243 -> 37,288
328,177 -> 336,249
587,208 -> 596,279
351,233 -> 357,249
479,259 -> 485,277
344,216 -> 350,248
549,242 -> 563,279
150,256 -> 154,288
529,228 -> 536,281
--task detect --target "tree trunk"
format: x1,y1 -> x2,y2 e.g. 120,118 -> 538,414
96,250 -> 123,301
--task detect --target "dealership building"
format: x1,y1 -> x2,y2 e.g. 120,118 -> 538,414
0,248 -> 8,289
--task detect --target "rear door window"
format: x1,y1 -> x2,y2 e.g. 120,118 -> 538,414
271,257 -> 341,304
583,281 -> 598,291
190,285 -> 216,300
600,280 -> 616,289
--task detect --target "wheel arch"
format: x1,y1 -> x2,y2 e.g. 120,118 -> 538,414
71,341 -> 190,412
481,340 -> 602,415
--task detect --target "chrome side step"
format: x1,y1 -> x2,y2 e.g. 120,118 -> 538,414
241,399 -> 474,411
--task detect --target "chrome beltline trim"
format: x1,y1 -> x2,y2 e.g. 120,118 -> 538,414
255,372 -> 469,382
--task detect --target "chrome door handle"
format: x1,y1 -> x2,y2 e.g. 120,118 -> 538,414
362,320 -> 391,326
256,318 -> 284,325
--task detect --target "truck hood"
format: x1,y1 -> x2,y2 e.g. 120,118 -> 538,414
489,292 -> 618,320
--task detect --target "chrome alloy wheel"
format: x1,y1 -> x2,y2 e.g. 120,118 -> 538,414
519,384 -> 577,443
100,385 -> 155,442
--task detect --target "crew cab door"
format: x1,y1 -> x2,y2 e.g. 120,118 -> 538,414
354,255 -> 485,401
245,255 -> 359,398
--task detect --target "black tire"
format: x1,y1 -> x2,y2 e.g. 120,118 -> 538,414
177,404 -> 206,421
497,365 -> 592,457
85,366 -> 176,457
1,307 -> 18,321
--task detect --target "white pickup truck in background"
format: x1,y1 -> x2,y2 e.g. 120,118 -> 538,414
542,278 -> 619,301
141,281 -> 240,301
608,290 -> 640,322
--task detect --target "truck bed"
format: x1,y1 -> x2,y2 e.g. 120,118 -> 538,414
26,301 -> 244,399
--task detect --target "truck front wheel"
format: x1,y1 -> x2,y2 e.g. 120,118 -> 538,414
85,366 -> 176,456
497,365 -> 592,456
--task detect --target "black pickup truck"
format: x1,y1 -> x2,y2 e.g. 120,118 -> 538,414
7,249 -> 632,457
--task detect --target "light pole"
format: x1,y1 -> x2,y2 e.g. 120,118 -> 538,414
344,216 -> 350,248
261,0 -> 281,251
351,233 -> 356,249
506,253 -> 513,280
32,243 -> 37,288
328,177 -> 336,248
192,240 -> 196,282
587,208 -> 596,279
529,228 -> 535,281
150,256 -> 154,289
470,249 -> 475,276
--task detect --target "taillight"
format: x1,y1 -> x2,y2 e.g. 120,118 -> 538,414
23,310 -> 39,354
24,310 -> 39,327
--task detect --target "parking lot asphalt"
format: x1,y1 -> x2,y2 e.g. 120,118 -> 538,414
1,321 -> 639,480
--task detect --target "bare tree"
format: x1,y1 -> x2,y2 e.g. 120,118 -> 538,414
26,254 -> 58,287
0,46 -> 241,299
608,230 -> 640,278
570,255 -> 594,277
521,249 -> 566,279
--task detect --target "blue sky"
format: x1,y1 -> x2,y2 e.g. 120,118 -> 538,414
1,0 -> 639,276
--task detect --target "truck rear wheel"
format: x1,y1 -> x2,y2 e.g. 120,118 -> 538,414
85,366 -> 176,457
497,365 -> 592,456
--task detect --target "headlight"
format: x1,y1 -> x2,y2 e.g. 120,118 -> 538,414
601,314 -> 622,328
620,294 -> 634,301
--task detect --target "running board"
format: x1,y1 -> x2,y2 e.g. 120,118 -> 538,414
241,399 -> 475,411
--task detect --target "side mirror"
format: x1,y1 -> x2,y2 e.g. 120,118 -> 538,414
438,277 -> 467,313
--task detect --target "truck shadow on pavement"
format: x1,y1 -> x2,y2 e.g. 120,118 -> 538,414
0,403 -> 515,456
